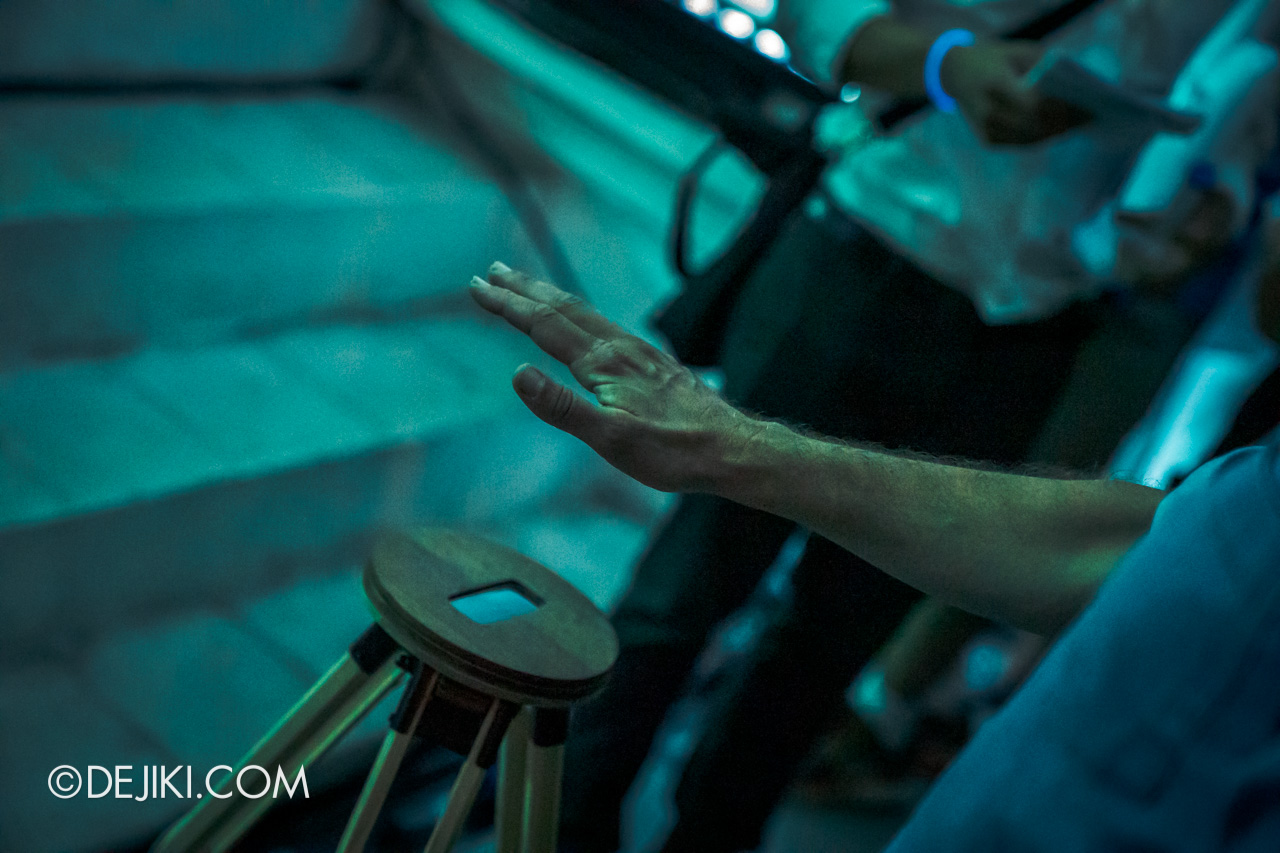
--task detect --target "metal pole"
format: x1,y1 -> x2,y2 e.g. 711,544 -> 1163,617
337,668 -> 440,853
423,698 -> 518,853
522,708 -> 569,853
494,707 -> 531,853
152,625 -> 402,853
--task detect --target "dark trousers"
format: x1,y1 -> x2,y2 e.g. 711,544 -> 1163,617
560,205 -> 1102,853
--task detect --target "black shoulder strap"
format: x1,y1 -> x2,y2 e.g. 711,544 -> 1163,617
1007,0 -> 1108,41
878,0 -> 1109,130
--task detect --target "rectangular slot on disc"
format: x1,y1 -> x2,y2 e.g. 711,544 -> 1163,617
450,581 -> 543,625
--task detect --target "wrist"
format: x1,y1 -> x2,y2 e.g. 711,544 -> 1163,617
703,418 -> 854,525
937,43 -> 972,104
699,416 -> 790,502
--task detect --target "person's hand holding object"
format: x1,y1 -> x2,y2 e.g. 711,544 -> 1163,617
941,40 -> 1091,144
468,262 -> 760,494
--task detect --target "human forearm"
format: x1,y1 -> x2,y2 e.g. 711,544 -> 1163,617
839,15 -> 932,95
703,420 -> 1163,634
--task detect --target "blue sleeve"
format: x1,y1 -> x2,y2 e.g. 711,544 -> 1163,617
888,441 -> 1280,852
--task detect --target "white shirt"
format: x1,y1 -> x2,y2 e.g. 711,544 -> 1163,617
782,0 -> 1270,323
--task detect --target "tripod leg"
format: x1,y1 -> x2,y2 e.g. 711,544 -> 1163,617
495,707 -> 531,853
337,665 -> 440,853
423,698 -> 520,853
152,624 -> 403,853
522,708 -> 569,853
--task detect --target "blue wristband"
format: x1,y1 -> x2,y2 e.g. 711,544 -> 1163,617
924,29 -> 975,114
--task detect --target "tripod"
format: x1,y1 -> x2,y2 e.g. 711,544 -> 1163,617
152,528 -> 619,853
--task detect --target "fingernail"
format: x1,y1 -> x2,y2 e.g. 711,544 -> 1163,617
469,275 -> 489,289
490,260 -> 512,275
513,364 -> 545,396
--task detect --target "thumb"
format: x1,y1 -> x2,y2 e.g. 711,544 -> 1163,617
512,364 -> 604,446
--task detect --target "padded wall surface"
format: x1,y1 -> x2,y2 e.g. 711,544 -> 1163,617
0,0 -> 385,81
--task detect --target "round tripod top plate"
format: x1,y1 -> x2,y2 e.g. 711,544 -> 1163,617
364,528 -> 619,705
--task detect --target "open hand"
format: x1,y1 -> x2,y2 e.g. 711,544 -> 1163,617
942,41 -> 1091,144
467,263 -> 760,492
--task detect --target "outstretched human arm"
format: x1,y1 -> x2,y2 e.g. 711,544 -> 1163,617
467,265 -> 1163,635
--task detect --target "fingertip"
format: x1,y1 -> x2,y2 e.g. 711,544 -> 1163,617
489,260 -> 513,278
467,275 -> 500,310
512,364 -> 546,398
